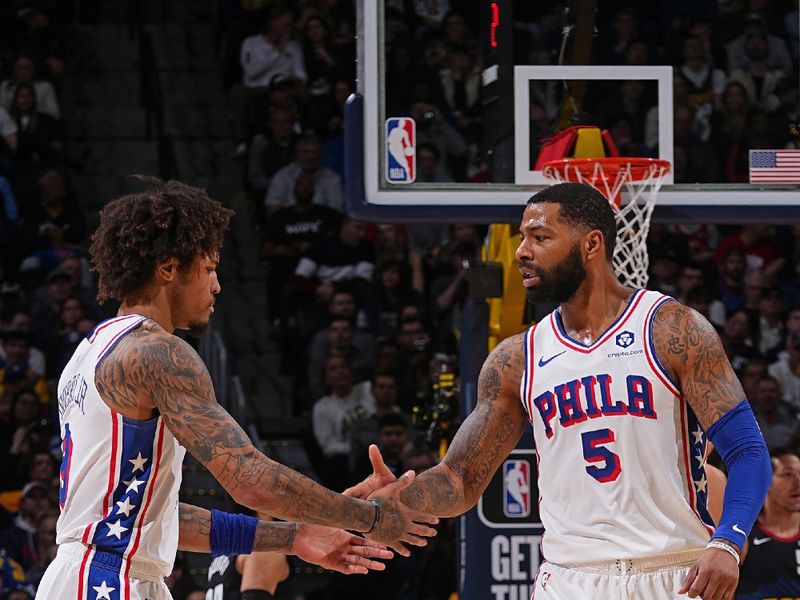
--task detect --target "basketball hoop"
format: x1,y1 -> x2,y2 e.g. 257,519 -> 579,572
541,157 -> 671,289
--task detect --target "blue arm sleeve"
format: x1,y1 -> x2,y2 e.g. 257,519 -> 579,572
706,399 -> 772,549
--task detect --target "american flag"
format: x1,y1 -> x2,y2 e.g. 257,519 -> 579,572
749,149 -> 800,183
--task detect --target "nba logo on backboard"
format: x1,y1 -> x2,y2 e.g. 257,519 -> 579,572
385,118 -> 415,183
503,459 -> 531,518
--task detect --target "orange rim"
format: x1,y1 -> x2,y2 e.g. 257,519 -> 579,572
542,157 -> 671,182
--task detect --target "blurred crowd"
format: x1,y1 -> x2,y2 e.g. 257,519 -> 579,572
0,2 -> 104,599
0,0 -> 798,599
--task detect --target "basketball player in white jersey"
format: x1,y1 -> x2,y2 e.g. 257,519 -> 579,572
366,183 -> 772,600
36,178 -> 437,600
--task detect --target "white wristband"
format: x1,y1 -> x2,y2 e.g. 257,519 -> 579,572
706,539 -> 740,562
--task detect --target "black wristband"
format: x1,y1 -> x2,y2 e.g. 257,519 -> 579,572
365,499 -> 381,534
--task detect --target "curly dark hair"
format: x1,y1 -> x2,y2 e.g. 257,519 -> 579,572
527,182 -> 617,260
90,177 -> 234,303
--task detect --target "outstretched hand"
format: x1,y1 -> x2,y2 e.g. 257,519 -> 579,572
677,546 -> 739,600
343,444 -> 406,499
343,444 -> 439,557
291,523 -> 393,575
367,469 -> 439,557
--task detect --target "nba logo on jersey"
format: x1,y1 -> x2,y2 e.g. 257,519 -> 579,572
385,118 -> 416,183
503,459 -> 531,518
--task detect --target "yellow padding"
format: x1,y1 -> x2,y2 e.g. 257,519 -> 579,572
572,127 -> 606,158
486,223 -> 528,351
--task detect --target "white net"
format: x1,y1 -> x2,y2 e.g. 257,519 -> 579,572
542,159 -> 670,288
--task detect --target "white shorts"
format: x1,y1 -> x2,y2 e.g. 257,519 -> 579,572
35,542 -> 172,600
532,549 -> 705,600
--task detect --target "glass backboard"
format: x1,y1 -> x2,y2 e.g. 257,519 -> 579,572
346,0 -> 800,223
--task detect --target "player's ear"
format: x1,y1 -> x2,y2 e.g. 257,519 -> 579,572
583,229 -> 605,261
155,257 -> 179,283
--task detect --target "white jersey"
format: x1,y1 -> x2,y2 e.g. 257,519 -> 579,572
521,290 -> 714,565
56,314 -> 186,579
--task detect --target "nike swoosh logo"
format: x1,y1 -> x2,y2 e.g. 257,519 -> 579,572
752,537 -> 771,545
538,351 -> 566,367
733,523 -> 746,536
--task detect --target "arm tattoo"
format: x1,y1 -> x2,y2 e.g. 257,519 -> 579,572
399,334 -> 527,515
96,323 -> 373,533
178,503 -> 298,553
652,302 -> 745,429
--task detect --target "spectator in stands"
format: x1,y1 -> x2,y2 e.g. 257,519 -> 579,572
55,256 -> 97,317
728,32 -> 785,111
757,287 -> 785,356
599,8 -> 642,65
232,7 -> 306,156
752,376 -> 799,450
769,330 -> 800,410
374,414 -> 410,477
676,261 -> 705,301
409,101 -> 466,181
679,35 -> 726,128
743,270 -> 769,317
349,372 -> 405,480
247,105 -> 299,203
307,316 -> 377,401
424,12 -> 475,72
415,142 -> 452,185
433,43 -> 481,141
19,169 -> 86,257
0,481 -> 52,570
301,10 -> 348,98
429,241 -> 475,351
741,358 -> 769,400
23,452 -> 57,489
324,288 -> 368,331
26,509 -> 57,588
311,355 -> 374,489
264,132 -> 343,214
710,82 -> 752,176
770,77 -> 799,144
0,333 -> 49,407
394,318 -> 433,411
262,171 -> 341,319
9,83 -> 63,165
720,308 -> 758,373
716,224 -> 784,277
6,388 -> 50,474
0,313 -> 45,379
375,339 -> 402,378
292,217 -> 374,309
374,259 -> 423,338
648,243 -> 683,296
673,104 -> 719,182
737,449 -> 800,600
716,247 -> 747,314
373,223 -> 408,267
29,268 -> 71,375
53,296 -> 88,372
726,15 -> 793,79
0,54 -> 60,120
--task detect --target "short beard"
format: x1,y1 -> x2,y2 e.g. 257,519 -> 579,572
526,244 -> 587,305
187,320 -> 210,337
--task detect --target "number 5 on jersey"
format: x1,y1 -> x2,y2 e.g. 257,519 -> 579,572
581,428 -> 621,482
